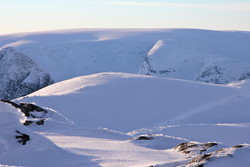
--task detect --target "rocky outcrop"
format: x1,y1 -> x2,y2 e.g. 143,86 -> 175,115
172,142 -> 250,167
174,142 -> 218,155
196,65 -> 225,84
185,144 -> 250,167
0,47 -> 54,100
15,130 -> 30,145
131,135 -> 154,141
1,100 -> 48,126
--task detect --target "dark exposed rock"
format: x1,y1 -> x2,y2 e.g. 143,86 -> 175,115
0,99 -> 20,108
233,144 -> 245,149
19,103 -> 47,117
0,100 -> 47,118
36,119 -> 45,125
203,142 -> 218,148
239,71 -> 250,80
23,120 -> 34,126
183,144 -> 249,167
149,69 -> 157,74
0,47 -> 54,100
1,100 -> 47,126
23,119 -> 46,126
15,130 -> 30,145
196,65 -> 225,84
174,142 -> 217,154
159,68 -> 176,75
131,135 -> 154,141
175,142 -> 198,154
188,153 -> 212,165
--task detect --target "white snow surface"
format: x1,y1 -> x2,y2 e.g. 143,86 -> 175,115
1,28 -> 250,166
0,72 -> 249,166
19,72 -> 250,132
0,102 -> 97,167
0,28 -> 250,84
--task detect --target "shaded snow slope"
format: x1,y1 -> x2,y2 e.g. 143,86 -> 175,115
0,101 -> 98,167
18,72 -> 250,132
0,47 -> 53,100
0,29 -> 250,84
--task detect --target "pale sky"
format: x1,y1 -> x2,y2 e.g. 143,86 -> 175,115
1,0 -> 250,34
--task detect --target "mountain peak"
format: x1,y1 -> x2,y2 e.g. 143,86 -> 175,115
0,47 -> 53,100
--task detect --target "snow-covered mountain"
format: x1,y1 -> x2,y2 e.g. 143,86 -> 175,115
139,34 -> 250,84
1,28 -> 250,166
0,47 -> 53,100
0,29 -> 250,84
0,28 -> 250,100
11,72 -> 250,166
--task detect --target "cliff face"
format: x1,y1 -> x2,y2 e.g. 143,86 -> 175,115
0,47 -> 53,100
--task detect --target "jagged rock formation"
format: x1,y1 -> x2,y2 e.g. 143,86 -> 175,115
184,144 -> 250,167
0,47 -> 54,100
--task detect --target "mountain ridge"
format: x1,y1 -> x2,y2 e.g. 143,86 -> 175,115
0,47 -> 53,100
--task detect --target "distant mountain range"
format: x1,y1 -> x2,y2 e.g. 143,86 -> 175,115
0,28 -> 250,99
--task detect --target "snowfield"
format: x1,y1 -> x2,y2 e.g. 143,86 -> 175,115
8,72 -> 250,166
18,72 -> 249,131
0,28 -> 250,167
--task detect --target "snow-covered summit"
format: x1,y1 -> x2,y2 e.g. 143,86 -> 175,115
0,47 -> 53,100
139,30 -> 250,84
1,28 -> 250,84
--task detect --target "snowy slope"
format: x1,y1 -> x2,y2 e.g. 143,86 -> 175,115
139,30 -> 250,84
14,72 -> 250,167
0,101 -> 98,167
18,72 -> 250,131
1,28 -> 250,166
0,29 -> 250,84
0,73 -> 244,167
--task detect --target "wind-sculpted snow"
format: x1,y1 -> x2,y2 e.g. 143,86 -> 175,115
0,29 -> 250,84
0,47 -> 53,100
